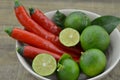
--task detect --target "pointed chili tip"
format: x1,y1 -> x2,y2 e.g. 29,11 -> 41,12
29,7 -> 35,15
4,28 -> 13,36
17,46 -> 24,56
14,0 -> 20,8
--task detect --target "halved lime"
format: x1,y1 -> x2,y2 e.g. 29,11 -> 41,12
59,28 -> 80,47
32,53 -> 57,76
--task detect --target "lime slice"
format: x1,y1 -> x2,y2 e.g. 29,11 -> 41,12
59,28 -> 80,47
32,53 -> 57,76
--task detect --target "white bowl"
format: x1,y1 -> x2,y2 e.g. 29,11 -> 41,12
16,9 -> 120,80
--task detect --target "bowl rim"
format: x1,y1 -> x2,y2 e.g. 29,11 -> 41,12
16,9 -> 120,80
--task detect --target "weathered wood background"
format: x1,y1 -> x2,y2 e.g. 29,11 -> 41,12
0,0 -> 120,80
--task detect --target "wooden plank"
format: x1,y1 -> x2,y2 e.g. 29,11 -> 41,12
0,1 -> 120,26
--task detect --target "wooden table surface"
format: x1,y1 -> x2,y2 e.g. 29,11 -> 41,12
0,0 -> 120,80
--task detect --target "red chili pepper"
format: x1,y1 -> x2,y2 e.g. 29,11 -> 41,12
14,0 -> 57,43
29,8 -> 61,36
17,45 -> 79,62
29,8 -> 83,54
17,45 -> 61,60
14,0 -> 82,55
5,28 -> 64,54
5,28 -> 79,58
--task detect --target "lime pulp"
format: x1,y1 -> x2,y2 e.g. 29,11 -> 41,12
32,53 -> 57,76
59,28 -> 80,47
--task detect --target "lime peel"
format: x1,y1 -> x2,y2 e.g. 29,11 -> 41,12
58,53 -> 72,63
80,49 -> 107,77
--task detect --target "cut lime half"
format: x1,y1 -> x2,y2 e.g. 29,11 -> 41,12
59,28 -> 80,47
32,53 -> 57,76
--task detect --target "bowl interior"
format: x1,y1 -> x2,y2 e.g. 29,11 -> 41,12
16,9 -> 120,80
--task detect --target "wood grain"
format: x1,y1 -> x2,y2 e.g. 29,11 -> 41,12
0,0 -> 120,80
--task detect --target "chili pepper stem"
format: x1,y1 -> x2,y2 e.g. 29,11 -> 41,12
17,47 -> 24,56
29,7 -> 35,15
5,28 -> 13,36
14,0 -> 20,8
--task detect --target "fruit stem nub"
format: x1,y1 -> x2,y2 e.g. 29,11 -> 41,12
57,63 -> 64,72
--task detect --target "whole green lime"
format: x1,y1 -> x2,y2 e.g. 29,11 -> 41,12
57,58 -> 80,80
80,25 -> 110,51
79,49 -> 107,77
64,11 -> 90,33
